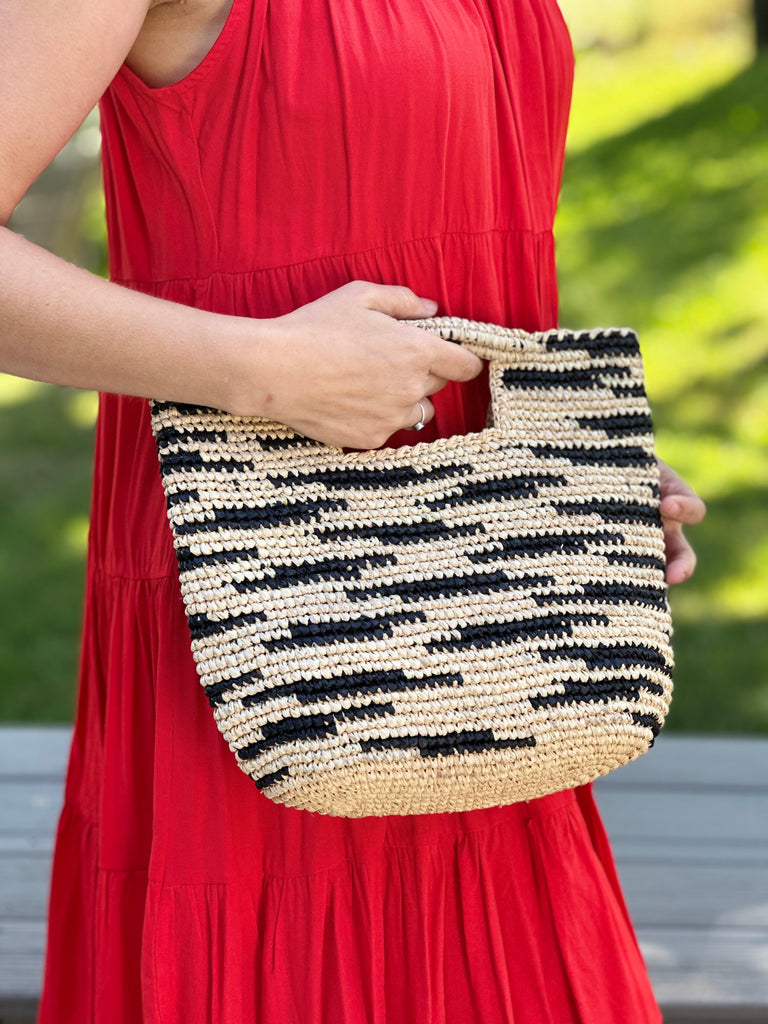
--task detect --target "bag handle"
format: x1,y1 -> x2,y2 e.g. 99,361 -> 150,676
407,317 -> 643,436
405,316 -> 531,363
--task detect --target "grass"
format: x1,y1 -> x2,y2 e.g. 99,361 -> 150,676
1,7 -> 766,729
558,18 -> 768,731
0,380 -> 95,721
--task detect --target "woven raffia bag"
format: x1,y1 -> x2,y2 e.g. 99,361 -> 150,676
150,317 -> 673,817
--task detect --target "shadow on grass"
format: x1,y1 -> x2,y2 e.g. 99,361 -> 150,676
667,617 -> 768,733
667,485 -> 768,733
652,342 -> 768,438
558,55 -> 768,328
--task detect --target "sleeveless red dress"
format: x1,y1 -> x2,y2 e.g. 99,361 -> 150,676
39,2 -> 661,1021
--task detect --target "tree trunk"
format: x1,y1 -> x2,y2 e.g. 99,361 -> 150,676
756,0 -> 768,49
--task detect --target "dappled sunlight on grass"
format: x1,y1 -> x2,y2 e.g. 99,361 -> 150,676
62,515 -> 90,557
655,432 -> 768,501
565,28 -> 753,153
0,374 -> 47,408
67,390 -> 99,429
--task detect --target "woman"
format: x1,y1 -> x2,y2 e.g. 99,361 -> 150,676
1,1 -> 705,1021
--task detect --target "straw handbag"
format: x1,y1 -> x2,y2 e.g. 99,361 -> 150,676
150,317 -> 673,817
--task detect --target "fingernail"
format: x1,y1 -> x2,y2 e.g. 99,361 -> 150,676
420,298 -> 439,315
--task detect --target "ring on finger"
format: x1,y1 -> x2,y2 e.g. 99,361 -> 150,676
410,401 -> 427,432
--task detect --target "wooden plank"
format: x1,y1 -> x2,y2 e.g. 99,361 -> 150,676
608,834 -> 767,866
0,856 -> 52,919
638,925 -> 768,1004
0,835 -> 56,856
662,1010 -> 768,1023
0,920 -> 46,999
0,782 -> 64,837
0,727 -> 71,778
0,1009 -> 37,1024
596,735 -> 768,791
594,739 -> 768,1014
616,861 -> 768,928
593,789 -> 768,846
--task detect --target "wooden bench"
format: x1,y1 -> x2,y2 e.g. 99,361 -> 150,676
2,727 -> 767,1023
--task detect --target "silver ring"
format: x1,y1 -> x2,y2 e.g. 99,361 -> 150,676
411,401 -> 426,431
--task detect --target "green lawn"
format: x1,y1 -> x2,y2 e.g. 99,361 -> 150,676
558,19 -> 768,732
1,10 -> 766,729
0,379 -> 94,721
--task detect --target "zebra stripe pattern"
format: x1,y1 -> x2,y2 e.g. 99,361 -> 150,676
151,318 -> 673,817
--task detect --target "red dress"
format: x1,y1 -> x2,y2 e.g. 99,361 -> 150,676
40,2 -> 661,1021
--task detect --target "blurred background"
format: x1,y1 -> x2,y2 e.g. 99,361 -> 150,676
1,0 -> 766,732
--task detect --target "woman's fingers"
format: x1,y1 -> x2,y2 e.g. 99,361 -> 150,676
656,458 -> 706,585
404,398 -> 434,432
662,521 -> 697,585
352,282 -> 484,383
354,280 -> 438,320
659,492 -> 707,525
657,458 -> 707,524
263,281 -> 483,447
423,373 -> 449,396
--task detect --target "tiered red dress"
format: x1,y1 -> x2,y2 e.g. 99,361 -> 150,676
39,2 -> 662,1021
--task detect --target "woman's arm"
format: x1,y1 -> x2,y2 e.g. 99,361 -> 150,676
0,1 -> 483,448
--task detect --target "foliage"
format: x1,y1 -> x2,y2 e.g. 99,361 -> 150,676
558,22 -> 768,731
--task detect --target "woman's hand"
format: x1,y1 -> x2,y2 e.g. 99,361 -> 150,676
657,458 -> 706,585
233,281 -> 484,449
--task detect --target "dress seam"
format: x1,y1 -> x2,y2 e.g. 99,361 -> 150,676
111,225 -> 554,288
91,565 -> 178,584
95,798 -> 580,888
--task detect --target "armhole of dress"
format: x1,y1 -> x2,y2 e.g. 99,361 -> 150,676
113,0 -> 252,101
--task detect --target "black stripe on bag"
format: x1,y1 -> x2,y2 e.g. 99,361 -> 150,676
544,332 -> 639,357
529,674 -> 666,710
575,412 -> 653,437
360,730 -> 536,758
237,703 -> 398,761
172,495 -> 349,535
631,711 -> 664,737
502,365 -> 633,391
230,552 -> 399,592
187,608 -> 267,637
316,518 -> 488,546
539,642 -> 673,673
528,444 -> 654,468
531,580 -> 668,612
549,498 -> 661,525
267,462 -> 473,492
426,472 -> 567,511
241,670 -> 464,708
425,612 -> 610,652
346,570 -> 555,604
262,609 -> 428,650
466,529 -> 624,563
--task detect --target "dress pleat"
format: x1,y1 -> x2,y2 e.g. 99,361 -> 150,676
39,2 -> 661,1020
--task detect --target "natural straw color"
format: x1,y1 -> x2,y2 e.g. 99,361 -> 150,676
150,318 -> 674,817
